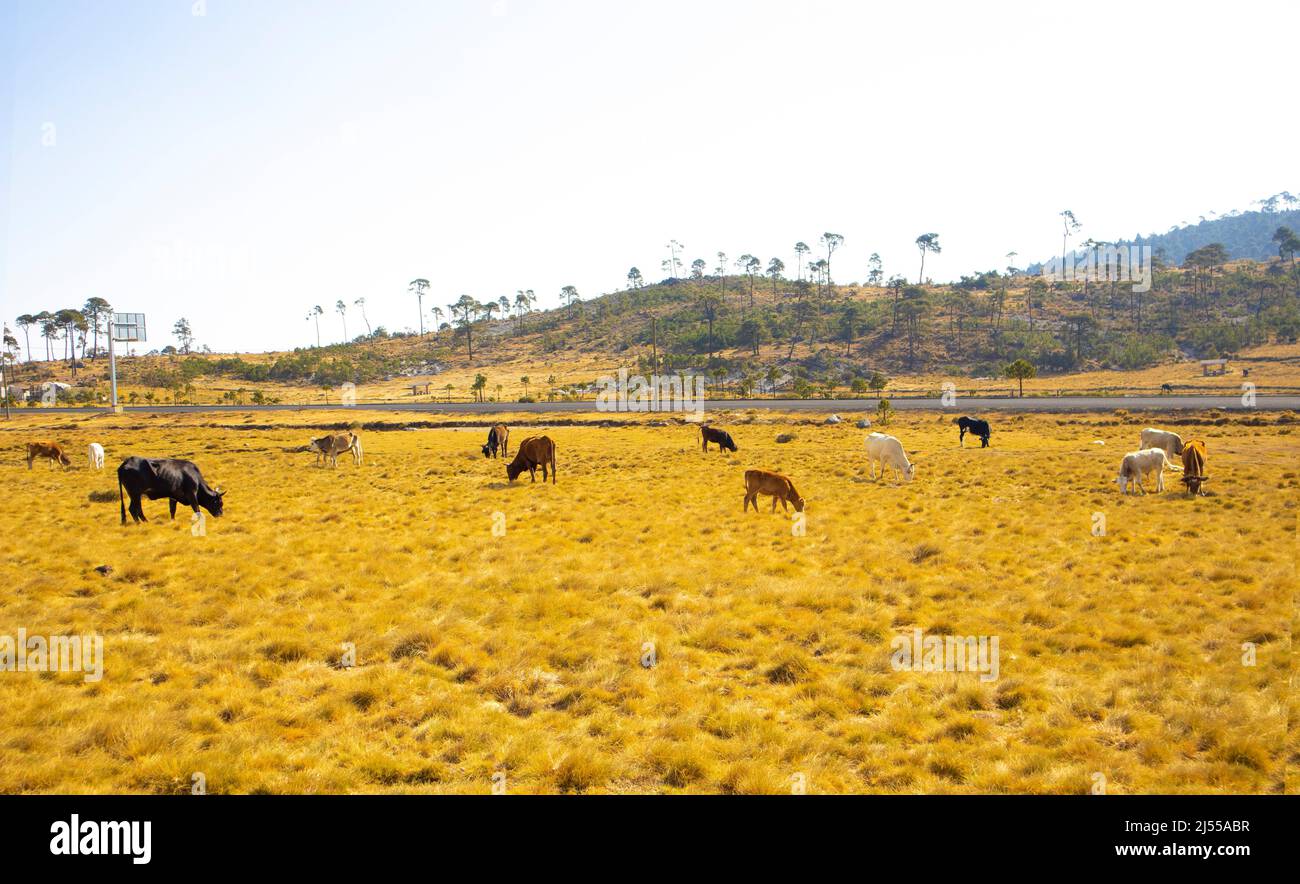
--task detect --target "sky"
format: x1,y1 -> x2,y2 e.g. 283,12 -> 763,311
1,0 -> 1295,354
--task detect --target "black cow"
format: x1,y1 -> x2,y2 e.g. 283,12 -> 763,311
481,424 -> 509,459
955,416 -> 991,448
118,456 -> 225,524
700,425 -> 738,453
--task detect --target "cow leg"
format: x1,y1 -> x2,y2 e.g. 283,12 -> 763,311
529,466 -> 537,482
959,428 -> 965,447
131,496 -> 147,522
169,499 -> 178,519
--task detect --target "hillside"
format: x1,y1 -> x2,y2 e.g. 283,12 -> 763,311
7,252 -> 1299,406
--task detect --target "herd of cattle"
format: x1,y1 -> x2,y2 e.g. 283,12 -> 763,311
18,415 -> 1211,525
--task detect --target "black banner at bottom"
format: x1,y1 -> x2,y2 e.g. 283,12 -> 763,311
0,795 -> 1281,869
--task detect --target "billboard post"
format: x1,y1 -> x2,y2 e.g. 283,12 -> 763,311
108,313 -> 146,413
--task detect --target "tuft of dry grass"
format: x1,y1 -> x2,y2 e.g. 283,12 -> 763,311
0,408 -> 1292,793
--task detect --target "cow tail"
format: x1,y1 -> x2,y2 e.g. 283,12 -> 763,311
118,471 -> 126,524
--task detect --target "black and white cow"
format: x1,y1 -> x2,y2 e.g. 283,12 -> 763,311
955,416 -> 991,448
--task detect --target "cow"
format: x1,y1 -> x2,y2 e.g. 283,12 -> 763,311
699,425 -> 738,454
506,435 -> 556,483
1114,447 -> 1182,495
118,456 -> 225,524
955,416 -> 991,448
865,432 -> 916,483
26,441 -> 72,470
1180,439 -> 1209,496
1139,428 -> 1184,458
308,432 -> 362,467
481,425 -> 510,459
88,442 -> 105,470
743,469 -> 805,513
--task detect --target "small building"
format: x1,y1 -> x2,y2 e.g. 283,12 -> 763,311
1199,358 -> 1229,376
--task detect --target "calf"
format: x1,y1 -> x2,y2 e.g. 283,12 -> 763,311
743,469 -> 805,513
481,425 -> 510,458
1139,428 -> 1184,458
506,435 -> 556,483
118,456 -> 225,524
955,416 -> 991,448
26,441 -> 72,470
1114,447 -> 1181,495
88,442 -> 105,470
865,432 -> 916,483
1180,439 -> 1209,496
308,432 -> 361,467
700,425 -> 738,453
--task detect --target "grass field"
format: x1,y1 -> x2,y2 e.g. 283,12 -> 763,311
0,407 -> 1294,794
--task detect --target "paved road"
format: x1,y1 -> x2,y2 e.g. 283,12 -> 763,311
18,394 -> 1300,416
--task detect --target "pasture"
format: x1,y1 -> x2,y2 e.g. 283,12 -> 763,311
0,408 -> 1293,793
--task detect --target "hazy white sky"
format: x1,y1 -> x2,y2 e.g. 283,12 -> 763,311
1,0 -> 1294,353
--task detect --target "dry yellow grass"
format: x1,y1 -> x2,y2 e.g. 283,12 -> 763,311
0,407 -> 1293,793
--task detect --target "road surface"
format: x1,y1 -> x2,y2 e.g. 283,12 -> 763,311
18,395 -> 1300,416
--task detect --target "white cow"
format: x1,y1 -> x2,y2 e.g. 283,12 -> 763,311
87,442 -> 105,470
1139,428 -> 1184,458
1115,447 -> 1182,494
865,432 -> 916,483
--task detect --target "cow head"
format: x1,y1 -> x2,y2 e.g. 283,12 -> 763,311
58,452 -> 72,467
505,461 -> 523,482
904,463 -> 917,482
722,433 -> 738,452
202,487 -> 226,517
792,495 -> 806,512
307,439 -> 323,454
481,443 -> 494,458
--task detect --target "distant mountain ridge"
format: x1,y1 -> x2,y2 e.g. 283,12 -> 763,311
1027,199 -> 1299,271
1123,206 -> 1300,265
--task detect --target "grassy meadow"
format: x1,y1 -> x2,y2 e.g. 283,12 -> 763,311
0,407 -> 1294,794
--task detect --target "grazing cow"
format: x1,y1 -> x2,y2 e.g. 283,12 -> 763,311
26,441 -> 72,470
865,432 -> 916,483
743,469 -> 805,513
88,442 -> 105,470
506,435 -> 556,483
1139,428 -> 1184,458
699,425 -> 738,453
1114,447 -> 1182,495
118,456 -> 225,524
308,432 -> 362,467
481,425 -> 510,458
955,416 -> 991,448
1180,439 -> 1209,496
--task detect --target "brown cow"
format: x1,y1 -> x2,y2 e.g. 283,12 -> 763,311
482,425 -> 510,458
1180,439 -> 1209,496
700,425 -> 738,453
506,435 -> 556,483
743,469 -> 804,513
26,441 -> 72,470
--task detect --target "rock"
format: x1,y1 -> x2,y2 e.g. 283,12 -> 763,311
775,433 -> 796,444
856,418 -> 871,429
825,414 -> 841,424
